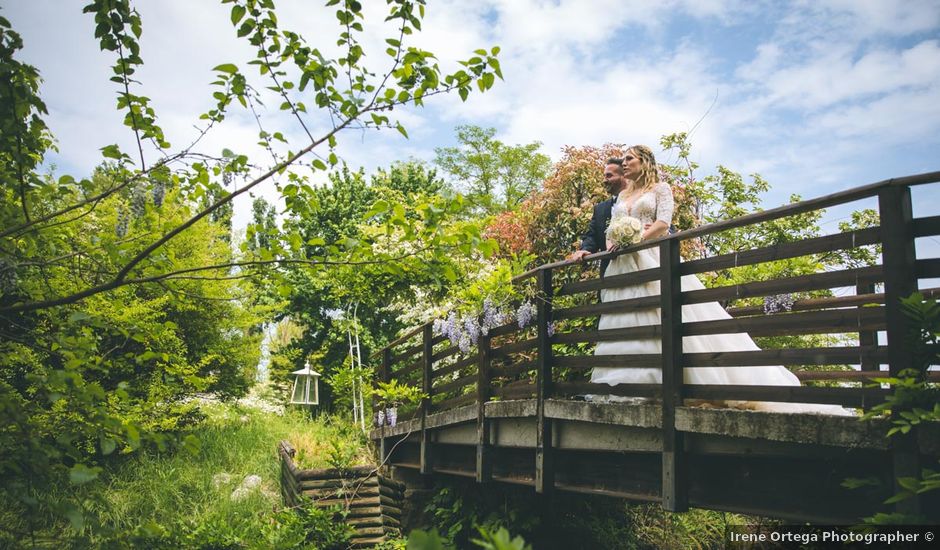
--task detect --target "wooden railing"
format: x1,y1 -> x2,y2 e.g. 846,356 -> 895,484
371,171 -> 940,511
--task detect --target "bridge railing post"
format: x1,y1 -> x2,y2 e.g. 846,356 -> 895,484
856,281 -> 877,371
420,323 -> 433,475
878,183 -> 922,519
660,237 -> 688,512
379,348 -> 391,464
476,331 -> 492,483
535,266 -> 555,494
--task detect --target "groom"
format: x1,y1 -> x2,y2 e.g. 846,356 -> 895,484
566,157 -> 628,276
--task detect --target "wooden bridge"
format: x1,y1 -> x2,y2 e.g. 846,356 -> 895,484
369,172 -> 940,524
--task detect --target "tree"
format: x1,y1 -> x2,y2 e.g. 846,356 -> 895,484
434,125 -> 551,213
273,160 -> 495,411
1,1 -> 502,317
0,0 -> 502,539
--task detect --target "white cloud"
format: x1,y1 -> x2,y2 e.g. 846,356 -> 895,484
758,40 -> 940,110
5,0 -> 939,230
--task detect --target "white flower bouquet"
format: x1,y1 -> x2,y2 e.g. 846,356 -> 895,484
606,214 -> 643,247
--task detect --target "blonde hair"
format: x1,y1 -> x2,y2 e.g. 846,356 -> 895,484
623,145 -> 659,194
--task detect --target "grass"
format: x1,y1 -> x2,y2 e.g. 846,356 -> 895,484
3,389 -> 373,548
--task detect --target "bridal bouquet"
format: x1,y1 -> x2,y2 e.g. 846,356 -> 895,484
606,215 -> 643,246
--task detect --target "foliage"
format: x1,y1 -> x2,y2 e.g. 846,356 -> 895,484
273,159 -> 499,411
493,143 -> 623,266
0,0 -> 503,539
411,481 -> 765,550
372,379 -> 426,408
0,401 -> 362,548
434,125 -> 551,214
845,292 -> 940,524
861,292 -> 940,432
406,527 -> 530,550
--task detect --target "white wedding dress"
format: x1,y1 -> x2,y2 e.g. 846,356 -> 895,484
590,183 -> 853,415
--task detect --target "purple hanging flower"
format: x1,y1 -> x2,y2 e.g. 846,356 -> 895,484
763,293 -> 795,314
463,315 -> 481,345
386,407 -> 397,427
516,301 -> 536,329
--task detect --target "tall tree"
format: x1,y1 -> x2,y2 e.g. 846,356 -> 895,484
434,125 -> 551,213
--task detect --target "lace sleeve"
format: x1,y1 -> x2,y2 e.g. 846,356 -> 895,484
654,182 -> 674,225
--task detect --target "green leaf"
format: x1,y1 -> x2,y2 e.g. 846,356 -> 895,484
364,199 -> 390,219
230,5 -> 246,25
100,144 -> 124,159
100,436 -> 117,456
214,63 -> 238,74
60,503 -> 85,531
407,529 -> 447,550
69,464 -> 101,485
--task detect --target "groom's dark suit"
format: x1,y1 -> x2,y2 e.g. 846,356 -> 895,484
579,196 -> 617,276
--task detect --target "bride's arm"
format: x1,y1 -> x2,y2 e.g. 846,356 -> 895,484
645,182 -> 674,240
642,220 -> 669,240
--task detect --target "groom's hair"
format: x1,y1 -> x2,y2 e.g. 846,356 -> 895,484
606,157 -> 623,172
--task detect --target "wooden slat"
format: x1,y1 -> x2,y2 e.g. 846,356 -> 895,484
553,295 -> 660,320
433,373 -> 476,396
433,355 -> 478,379
432,392 -> 476,412
917,258 -> 940,279
491,382 -> 536,400
390,343 -> 423,364
376,323 -> 429,357
913,214 -> 940,237
683,265 -> 883,306
683,307 -> 886,338
489,321 -> 522,338
394,359 -> 422,379
558,266 -> 660,296
680,227 -> 881,276
491,338 -> 537,358
683,384 -> 888,407
297,477 -> 378,490
554,354 -> 663,370
432,344 -> 460,363
683,346 -> 889,367
490,360 -> 535,380
728,291 -> 887,317
794,370 -> 940,381
665,172 -> 938,244
553,381 -> 662,398
552,324 -> 661,344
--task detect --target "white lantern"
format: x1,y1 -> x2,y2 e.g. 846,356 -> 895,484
290,361 -> 321,405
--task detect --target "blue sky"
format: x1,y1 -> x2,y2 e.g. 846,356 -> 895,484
5,0 -> 940,237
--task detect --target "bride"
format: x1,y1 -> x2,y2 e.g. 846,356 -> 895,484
589,145 -> 852,415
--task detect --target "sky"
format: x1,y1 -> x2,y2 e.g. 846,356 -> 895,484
4,0 -> 940,240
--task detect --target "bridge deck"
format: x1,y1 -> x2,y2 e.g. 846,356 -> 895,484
372,399 -> 940,523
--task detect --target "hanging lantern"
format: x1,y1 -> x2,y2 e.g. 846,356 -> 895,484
290,361 -> 321,405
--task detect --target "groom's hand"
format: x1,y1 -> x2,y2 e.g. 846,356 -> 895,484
567,250 -> 590,262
